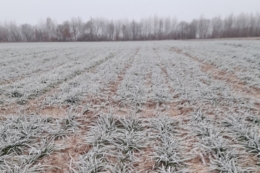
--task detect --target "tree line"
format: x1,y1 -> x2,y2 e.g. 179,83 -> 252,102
0,13 -> 260,42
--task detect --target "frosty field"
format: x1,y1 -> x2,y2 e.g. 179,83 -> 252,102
0,40 -> 260,172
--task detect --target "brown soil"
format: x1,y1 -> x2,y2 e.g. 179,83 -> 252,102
133,146 -> 155,171
38,115 -> 95,173
40,134 -> 91,173
160,65 -> 174,93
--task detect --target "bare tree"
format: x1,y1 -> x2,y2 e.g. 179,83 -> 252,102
197,16 -> 210,39
0,24 -> 8,42
188,19 -> 198,39
130,20 -> 138,40
211,16 -> 223,38
248,14 -> 257,36
56,21 -> 71,41
107,21 -> 115,40
177,21 -> 189,39
158,18 -> 164,39
20,24 -> 34,41
114,20 -> 122,41
122,18 -> 130,40
164,17 -> 171,39
45,17 -> 57,41
70,17 -> 84,41
141,17 -> 153,40
0,13 -> 260,42
223,14 -> 234,37
152,15 -> 159,39
255,13 -> 260,36
7,22 -> 22,42
169,17 -> 178,39
239,13 -> 251,37
91,18 -> 103,40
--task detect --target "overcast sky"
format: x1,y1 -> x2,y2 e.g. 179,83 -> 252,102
0,0 -> 260,24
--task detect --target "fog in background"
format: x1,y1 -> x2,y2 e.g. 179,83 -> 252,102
0,0 -> 260,24
1,0 -> 260,42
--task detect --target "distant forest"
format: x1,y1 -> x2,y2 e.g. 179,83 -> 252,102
0,13 -> 260,42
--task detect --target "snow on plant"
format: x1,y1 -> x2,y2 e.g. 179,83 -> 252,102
151,115 -> 179,137
44,50 -> 131,105
86,113 -> 148,151
71,113 -> 151,172
222,114 -> 260,157
1,41 -> 260,172
0,48 -> 67,84
86,114 -> 119,147
188,110 -> 221,139
152,134 -> 189,171
70,146 -> 136,173
161,52 -> 234,106
157,165 -> 189,173
62,108 -> 80,132
118,116 -> 144,132
0,159 -> 50,173
187,110 -> 248,172
209,150 -> 250,173
171,40 -> 260,88
107,161 -> 134,173
115,50 -> 150,107
112,129 -> 148,155
69,147 -> 108,173
0,50 -> 114,105
150,115 -> 189,171
0,114 -> 77,172
200,133 -> 234,158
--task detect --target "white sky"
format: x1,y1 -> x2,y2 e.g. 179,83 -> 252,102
0,0 -> 260,24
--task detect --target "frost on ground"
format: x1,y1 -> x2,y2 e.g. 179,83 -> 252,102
0,40 -> 260,172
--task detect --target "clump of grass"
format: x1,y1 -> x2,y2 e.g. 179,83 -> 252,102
112,129 -> 147,155
69,147 -> 109,173
16,99 -> 28,105
209,151 -> 252,172
0,115 -> 74,172
153,134 -> 189,170
86,114 -> 119,147
150,115 -> 189,171
71,114 -> 149,172
188,111 -> 248,172
151,115 -> 178,137
108,161 -> 134,173
118,116 -> 143,132
10,91 -> 23,98
158,165 -> 189,173
65,96 -> 79,104
222,114 -> 260,157
62,109 -> 80,131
